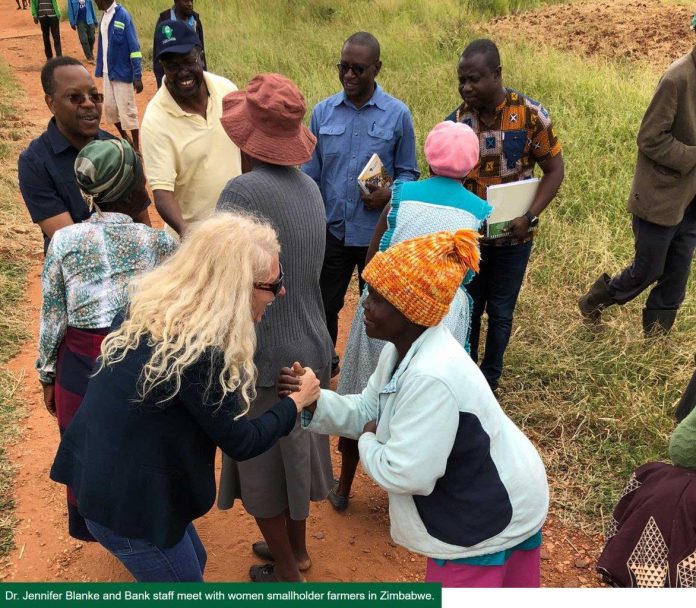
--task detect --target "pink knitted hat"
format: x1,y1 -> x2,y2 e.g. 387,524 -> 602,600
424,121 -> 480,179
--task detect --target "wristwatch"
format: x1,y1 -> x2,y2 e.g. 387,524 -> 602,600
523,211 -> 539,227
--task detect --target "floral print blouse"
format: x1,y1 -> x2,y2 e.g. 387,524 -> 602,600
37,212 -> 176,383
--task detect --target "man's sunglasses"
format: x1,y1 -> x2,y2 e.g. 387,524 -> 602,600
64,92 -> 104,105
336,62 -> 373,76
160,55 -> 201,72
254,264 -> 284,296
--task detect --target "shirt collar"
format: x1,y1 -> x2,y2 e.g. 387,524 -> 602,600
85,212 -> 132,225
380,325 -> 439,394
105,2 -> 117,15
45,118 -> 113,154
46,118 -> 73,154
460,88 -> 510,118
159,71 -> 214,117
333,83 -> 387,110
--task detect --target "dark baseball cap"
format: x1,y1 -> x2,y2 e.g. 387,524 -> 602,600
154,19 -> 201,60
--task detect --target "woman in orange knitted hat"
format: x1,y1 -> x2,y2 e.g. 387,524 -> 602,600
281,229 -> 549,587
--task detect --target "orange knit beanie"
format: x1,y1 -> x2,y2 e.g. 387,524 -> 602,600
362,229 -> 481,327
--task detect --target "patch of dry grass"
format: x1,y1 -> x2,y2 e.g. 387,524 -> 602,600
0,59 -> 34,558
502,210 -> 695,529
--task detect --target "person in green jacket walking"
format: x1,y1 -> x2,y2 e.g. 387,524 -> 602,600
31,0 -> 62,60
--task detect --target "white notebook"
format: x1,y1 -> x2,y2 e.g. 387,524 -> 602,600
486,178 -> 540,238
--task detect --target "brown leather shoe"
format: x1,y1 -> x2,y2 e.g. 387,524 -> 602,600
578,273 -> 615,324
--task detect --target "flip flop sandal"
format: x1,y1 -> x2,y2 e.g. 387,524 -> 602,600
249,563 -> 306,583
251,541 -> 312,571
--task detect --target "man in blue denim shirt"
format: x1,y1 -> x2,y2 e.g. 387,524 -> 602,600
303,31 -> 418,371
302,31 -> 418,512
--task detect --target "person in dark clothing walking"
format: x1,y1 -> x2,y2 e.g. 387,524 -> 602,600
68,0 -> 98,63
31,0 -> 62,60
153,0 -> 206,88
578,45 -> 696,337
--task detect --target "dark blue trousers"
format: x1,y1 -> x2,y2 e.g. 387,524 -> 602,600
466,241 -> 533,390
320,230 -> 368,369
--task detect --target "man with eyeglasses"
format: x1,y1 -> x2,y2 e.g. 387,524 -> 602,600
153,0 -> 206,89
18,57 -> 150,254
142,20 -> 241,237
302,31 -> 419,512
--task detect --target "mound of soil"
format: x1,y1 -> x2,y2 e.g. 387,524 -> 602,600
483,0 -> 694,71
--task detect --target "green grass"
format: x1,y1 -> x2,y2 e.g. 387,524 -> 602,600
0,60 -> 33,559
115,0 -> 694,530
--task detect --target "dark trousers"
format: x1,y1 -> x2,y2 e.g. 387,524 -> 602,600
320,230 -> 368,349
607,202 -> 696,310
76,21 -> 95,60
466,241 -> 533,391
39,16 -> 62,59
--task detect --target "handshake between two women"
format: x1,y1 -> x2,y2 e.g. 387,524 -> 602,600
279,362 -> 320,413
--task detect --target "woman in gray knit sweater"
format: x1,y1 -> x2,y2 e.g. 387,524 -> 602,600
215,74 -> 333,582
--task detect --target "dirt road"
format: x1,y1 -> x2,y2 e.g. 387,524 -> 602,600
0,1 -> 601,586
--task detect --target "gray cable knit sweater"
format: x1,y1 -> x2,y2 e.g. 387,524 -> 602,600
216,163 -> 333,386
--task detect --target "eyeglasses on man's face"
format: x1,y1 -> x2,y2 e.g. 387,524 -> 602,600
336,62 -> 374,76
254,264 -> 284,297
160,55 -> 201,73
63,92 -> 104,106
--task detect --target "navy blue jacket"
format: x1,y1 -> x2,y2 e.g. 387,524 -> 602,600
50,334 -> 297,548
95,4 -> 142,82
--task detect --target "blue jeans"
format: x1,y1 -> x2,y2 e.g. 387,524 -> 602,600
465,241 -> 533,390
85,519 -> 207,582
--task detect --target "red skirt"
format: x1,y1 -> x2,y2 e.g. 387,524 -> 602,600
54,326 -> 109,541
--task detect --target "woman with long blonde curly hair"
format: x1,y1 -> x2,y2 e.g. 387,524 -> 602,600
50,212 -> 321,582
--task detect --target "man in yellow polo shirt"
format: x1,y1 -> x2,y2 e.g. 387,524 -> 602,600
142,20 -> 241,236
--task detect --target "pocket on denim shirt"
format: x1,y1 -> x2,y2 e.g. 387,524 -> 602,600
366,124 -> 395,170
502,129 -> 527,169
318,124 -> 346,157
368,124 -> 394,141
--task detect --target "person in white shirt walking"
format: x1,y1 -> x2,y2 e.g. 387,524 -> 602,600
94,0 -> 143,149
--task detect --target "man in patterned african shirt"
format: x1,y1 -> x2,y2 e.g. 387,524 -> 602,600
446,38 -> 564,392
